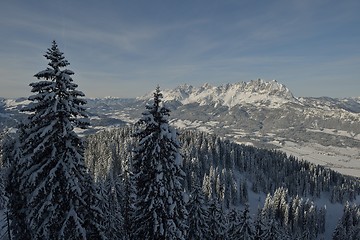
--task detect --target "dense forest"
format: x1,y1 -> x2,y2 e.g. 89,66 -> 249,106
84,124 -> 360,239
86,127 -> 360,205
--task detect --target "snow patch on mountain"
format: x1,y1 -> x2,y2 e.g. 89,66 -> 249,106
3,98 -> 30,109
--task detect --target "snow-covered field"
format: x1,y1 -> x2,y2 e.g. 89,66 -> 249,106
170,119 -> 215,134
271,140 -> 360,178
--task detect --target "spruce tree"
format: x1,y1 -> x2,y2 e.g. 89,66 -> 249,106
332,203 -> 360,240
261,219 -> 287,240
332,223 -> 346,240
237,204 -> 255,240
254,209 -> 265,240
121,158 -> 137,240
97,176 -> 124,240
187,182 -> 210,239
227,208 -> 241,240
227,205 -> 254,240
207,199 -> 228,239
132,86 -> 188,239
7,41 -> 105,239
5,128 -> 30,239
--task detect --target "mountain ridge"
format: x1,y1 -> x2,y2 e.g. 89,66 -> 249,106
139,79 -> 298,108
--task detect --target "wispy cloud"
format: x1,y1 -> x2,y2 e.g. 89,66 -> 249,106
0,1 -> 359,98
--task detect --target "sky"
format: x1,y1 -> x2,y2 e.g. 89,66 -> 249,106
0,0 -> 359,98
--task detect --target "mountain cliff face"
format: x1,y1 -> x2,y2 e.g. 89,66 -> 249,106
1,80 -> 360,176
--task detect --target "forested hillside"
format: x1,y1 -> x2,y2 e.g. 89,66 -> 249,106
85,126 -> 360,239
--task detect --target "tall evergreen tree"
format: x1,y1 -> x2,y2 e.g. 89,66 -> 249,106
5,128 -> 30,239
7,41 -> 105,239
122,162 -> 137,239
254,209 -> 266,240
97,176 -> 124,240
261,219 -> 286,240
332,203 -> 360,240
237,204 -> 255,240
227,208 -> 241,240
132,86 -> 188,239
187,182 -> 210,239
207,199 -> 228,239
227,205 -> 254,240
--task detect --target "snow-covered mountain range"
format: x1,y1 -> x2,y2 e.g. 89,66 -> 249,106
139,79 -> 297,108
1,79 -> 360,177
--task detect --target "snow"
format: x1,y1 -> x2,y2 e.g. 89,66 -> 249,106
111,111 -> 137,123
307,128 -> 360,140
90,116 -> 101,120
170,119 -> 215,133
271,139 -> 360,177
4,98 -> 30,109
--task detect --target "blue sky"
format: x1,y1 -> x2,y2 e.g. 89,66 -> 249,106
1,0 -> 359,98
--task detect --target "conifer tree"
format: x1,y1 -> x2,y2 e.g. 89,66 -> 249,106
5,129 -> 30,239
332,203 -> 360,240
227,208 -> 241,240
132,86 -> 188,239
261,219 -> 285,240
97,176 -> 124,240
237,204 -> 255,239
0,130 -> 15,209
254,209 -> 265,240
207,199 -> 227,239
121,158 -> 137,240
187,182 -> 210,239
7,41 -> 105,239
332,223 -> 346,240
228,204 -> 255,239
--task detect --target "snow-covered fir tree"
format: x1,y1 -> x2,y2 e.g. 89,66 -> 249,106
227,208 -> 242,240
207,199 -> 228,239
132,86 -> 188,239
254,209 -> 266,240
187,181 -> 210,239
120,157 -> 137,240
227,205 -> 254,239
6,41 -> 106,239
3,129 -> 30,239
332,203 -> 360,240
97,174 -> 124,240
0,129 -> 13,210
237,204 -> 255,239
260,218 -> 287,240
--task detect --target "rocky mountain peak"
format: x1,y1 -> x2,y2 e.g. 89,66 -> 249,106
142,79 -> 297,108
243,79 -> 294,99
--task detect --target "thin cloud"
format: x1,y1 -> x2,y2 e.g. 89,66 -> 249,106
0,1 -> 359,98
